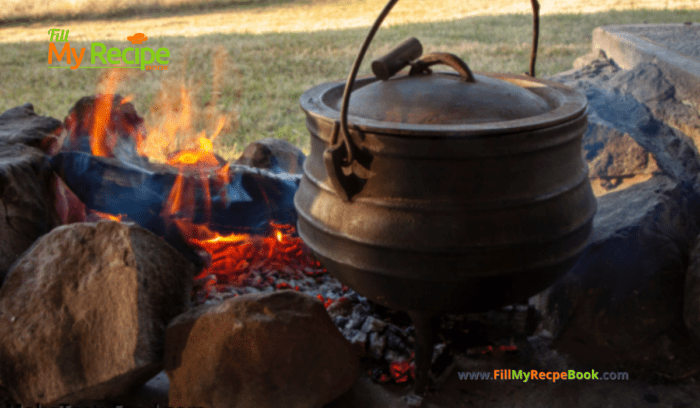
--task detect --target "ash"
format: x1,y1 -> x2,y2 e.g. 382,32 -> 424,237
192,266 -> 534,386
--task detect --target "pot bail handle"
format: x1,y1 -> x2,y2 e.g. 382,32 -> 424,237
329,0 -> 402,202
408,52 -> 476,83
329,0 -> 541,202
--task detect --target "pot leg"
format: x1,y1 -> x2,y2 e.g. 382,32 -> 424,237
408,311 -> 436,396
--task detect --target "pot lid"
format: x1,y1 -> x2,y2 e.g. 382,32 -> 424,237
335,71 -> 552,125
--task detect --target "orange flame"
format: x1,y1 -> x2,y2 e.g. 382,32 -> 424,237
69,54 -> 318,301
166,127 -> 225,171
88,70 -> 135,158
137,82 -> 229,168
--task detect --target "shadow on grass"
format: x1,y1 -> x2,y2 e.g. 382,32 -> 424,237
0,0 -> 319,28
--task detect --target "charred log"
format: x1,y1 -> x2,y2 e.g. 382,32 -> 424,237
50,151 -> 300,241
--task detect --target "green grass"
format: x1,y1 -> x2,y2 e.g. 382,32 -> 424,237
1,8 -> 698,156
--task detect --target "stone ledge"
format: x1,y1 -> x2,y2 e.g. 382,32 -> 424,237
593,24 -> 700,107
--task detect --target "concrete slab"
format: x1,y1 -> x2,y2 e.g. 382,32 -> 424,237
592,23 -> 700,106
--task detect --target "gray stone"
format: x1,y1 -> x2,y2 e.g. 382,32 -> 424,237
592,24 -> 700,108
611,24 -> 700,62
165,290 -> 358,408
573,49 -> 608,70
533,175 -> 700,369
0,143 -> 61,280
536,56 -> 700,373
0,103 -> 63,154
605,62 -> 676,104
0,221 -> 194,405
550,60 -> 700,189
235,137 -> 306,174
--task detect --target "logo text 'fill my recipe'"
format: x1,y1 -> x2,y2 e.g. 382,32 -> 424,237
47,29 -> 169,70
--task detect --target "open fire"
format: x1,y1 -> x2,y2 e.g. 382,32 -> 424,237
48,68 -> 530,390
57,69 -> 331,304
0,65 -> 539,398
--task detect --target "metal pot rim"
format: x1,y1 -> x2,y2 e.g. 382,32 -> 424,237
300,71 -> 588,137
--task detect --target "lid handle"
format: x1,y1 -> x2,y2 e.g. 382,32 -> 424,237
408,52 -> 476,83
371,37 -> 423,80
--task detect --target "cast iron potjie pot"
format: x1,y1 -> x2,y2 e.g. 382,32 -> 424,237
294,0 -> 596,394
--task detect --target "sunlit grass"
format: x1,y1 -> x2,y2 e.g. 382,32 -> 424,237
1,0 -> 698,42
0,5 -> 698,157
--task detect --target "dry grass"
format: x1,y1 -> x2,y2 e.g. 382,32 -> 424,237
1,0 -> 698,42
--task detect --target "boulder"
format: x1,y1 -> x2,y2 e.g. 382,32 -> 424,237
235,137 -> 306,174
0,143 -> 61,280
0,103 -> 63,154
534,58 -> 700,372
684,235 -> 700,342
550,59 -> 700,189
0,221 -> 195,405
532,175 -> 700,372
584,85 -> 700,185
165,290 -> 358,408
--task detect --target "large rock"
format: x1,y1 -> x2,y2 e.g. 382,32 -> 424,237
165,290 -> 358,408
549,58 -> 700,191
532,57 -> 700,374
0,143 -> 61,280
604,61 -> 700,151
684,234 -> 700,342
0,103 -> 63,154
235,137 -> 306,174
533,176 -> 700,372
0,221 -> 195,405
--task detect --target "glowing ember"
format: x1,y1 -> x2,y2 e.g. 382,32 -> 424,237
184,222 -> 324,287
370,359 -> 417,385
478,345 -> 518,355
88,210 -> 126,222
390,361 -> 415,383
